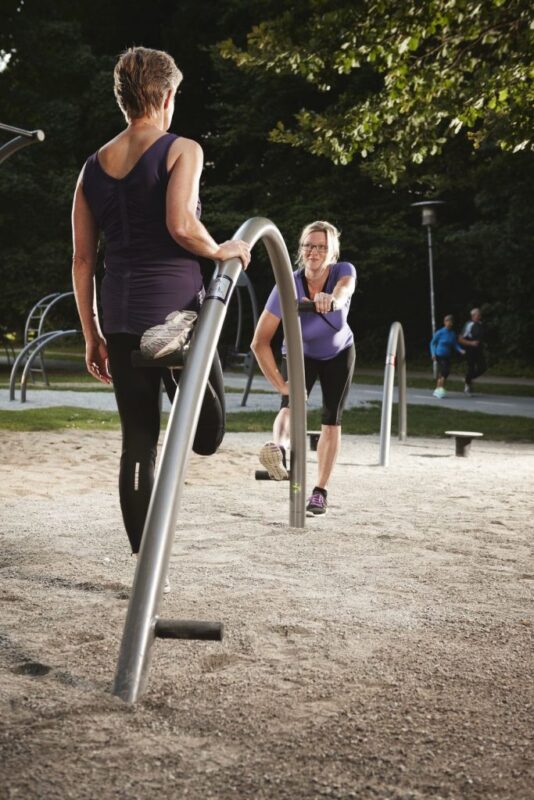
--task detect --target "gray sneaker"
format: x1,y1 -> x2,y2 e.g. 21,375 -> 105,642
259,442 -> 288,481
140,310 -> 197,359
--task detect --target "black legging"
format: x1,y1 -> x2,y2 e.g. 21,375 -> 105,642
106,333 -> 225,553
465,346 -> 487,386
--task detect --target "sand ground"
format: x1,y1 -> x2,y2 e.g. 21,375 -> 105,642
1,429 -> 533,800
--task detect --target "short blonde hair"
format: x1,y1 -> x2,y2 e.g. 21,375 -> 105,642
297,220 -> 341,267
114,46 -> 182,120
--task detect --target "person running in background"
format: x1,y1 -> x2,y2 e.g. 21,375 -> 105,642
430,314 -> 465,398
251,220 -> 356,516
459,307 -> 486,395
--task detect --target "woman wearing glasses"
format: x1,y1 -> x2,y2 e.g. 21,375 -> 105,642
251,220 -> 356,515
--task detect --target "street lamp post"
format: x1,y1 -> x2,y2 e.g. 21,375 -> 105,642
411,200 -> 445,378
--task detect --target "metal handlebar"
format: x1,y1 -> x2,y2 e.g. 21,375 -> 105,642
297,300 -> 335,313
0,123 -> 45,167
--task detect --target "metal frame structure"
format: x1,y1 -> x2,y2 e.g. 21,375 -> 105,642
0,122 -> 45,167
234,271 -> 259,406
113,217 -> 307,704
9,329 -> 80,402
23,291 -> 75,385
19,330 -> 80,402
379,322 -> 408,466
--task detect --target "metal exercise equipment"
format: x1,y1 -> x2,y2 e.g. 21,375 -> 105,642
113,217 -> 307,705
9,329 -> 81,402
445,430 -> 483,457
0,122 -> 45,167
225,271 -> 259,406
1,123 -> 46,370
9,292 -> 79,401
379,322 -> 408,466
23,291 -> 75,385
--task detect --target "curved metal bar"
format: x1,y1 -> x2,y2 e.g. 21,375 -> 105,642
379,322 -> 408,466
36,291 -> 75,339
23,292 -> 74,386
237,271 -> 259,407
0,124 -> 45,166
20,330 -> 80,402
9,331 -> 59,400
24,293 -> 60,345
234,280 -> 243,351
113,217 -> 307,704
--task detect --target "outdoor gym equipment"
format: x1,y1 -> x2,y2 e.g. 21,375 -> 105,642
112,217 -> 307,705
0,122 -> 45,166
224,270 -> 259,406
445,430 -> 483,457
379,322 -> 408,466
9,292 -> 79,402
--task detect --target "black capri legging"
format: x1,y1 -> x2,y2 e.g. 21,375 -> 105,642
106,333 -> 225,553
280,344 -> 356,425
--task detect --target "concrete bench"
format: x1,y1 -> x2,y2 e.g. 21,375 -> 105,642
445,430 -> 483,457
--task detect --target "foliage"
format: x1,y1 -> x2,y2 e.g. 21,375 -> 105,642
0,0 -> 533,366
220,0 -> 534,181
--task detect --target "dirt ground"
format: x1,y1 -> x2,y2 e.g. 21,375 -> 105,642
1,429 -> 533,800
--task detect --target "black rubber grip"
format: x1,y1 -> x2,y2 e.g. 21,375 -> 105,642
297,301 -> 335,313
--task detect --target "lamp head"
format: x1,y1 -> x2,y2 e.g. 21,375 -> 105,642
411,200 -> 445,227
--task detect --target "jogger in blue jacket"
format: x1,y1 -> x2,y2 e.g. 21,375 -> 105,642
430,315 -> 465,398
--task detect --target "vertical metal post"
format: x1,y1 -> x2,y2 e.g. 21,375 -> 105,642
112,217 -> 306,704
379,322 -> 407,466
427,225 -> 437,379
236,271 -> 260,407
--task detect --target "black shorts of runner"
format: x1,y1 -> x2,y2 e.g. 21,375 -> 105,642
435,356 -> 451,379
280,344 -> 356,426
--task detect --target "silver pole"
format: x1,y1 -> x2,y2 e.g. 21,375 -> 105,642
112,217 -> 306,704
427,225 -> 438,379
379,322 -> 407,466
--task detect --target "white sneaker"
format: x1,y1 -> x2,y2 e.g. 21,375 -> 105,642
163,575 -> 171,595
259,441 -> 288,480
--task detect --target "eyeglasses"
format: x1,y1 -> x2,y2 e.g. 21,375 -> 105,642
301,244 -> 328,254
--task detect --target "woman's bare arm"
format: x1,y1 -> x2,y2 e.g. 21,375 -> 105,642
250,310 -> 288,395
166,138 -> 250,267
71,172 -> 111,383
309,274 -> 356,313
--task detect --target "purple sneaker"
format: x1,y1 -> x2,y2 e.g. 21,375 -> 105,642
306,490 -> 327,516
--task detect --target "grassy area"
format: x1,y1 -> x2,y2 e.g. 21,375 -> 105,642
3,366 -> 533,398
226,403 -> 534,443
3,403 -> 529,442
0,407 -> 122,432
353,373 -> 534,397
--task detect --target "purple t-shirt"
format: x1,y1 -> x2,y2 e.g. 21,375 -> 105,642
82,133 -> 203,335
265,262 -> 356,360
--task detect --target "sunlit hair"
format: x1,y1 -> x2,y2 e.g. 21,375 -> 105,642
297,220 -> 340,267
113,46 -> 182,120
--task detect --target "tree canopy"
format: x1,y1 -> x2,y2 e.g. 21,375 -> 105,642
0,0 -> 533,365
220,0 -> 534,181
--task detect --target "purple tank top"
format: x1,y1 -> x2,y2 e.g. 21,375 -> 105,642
265,262 -> 356,360
82,133 -> 204,335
